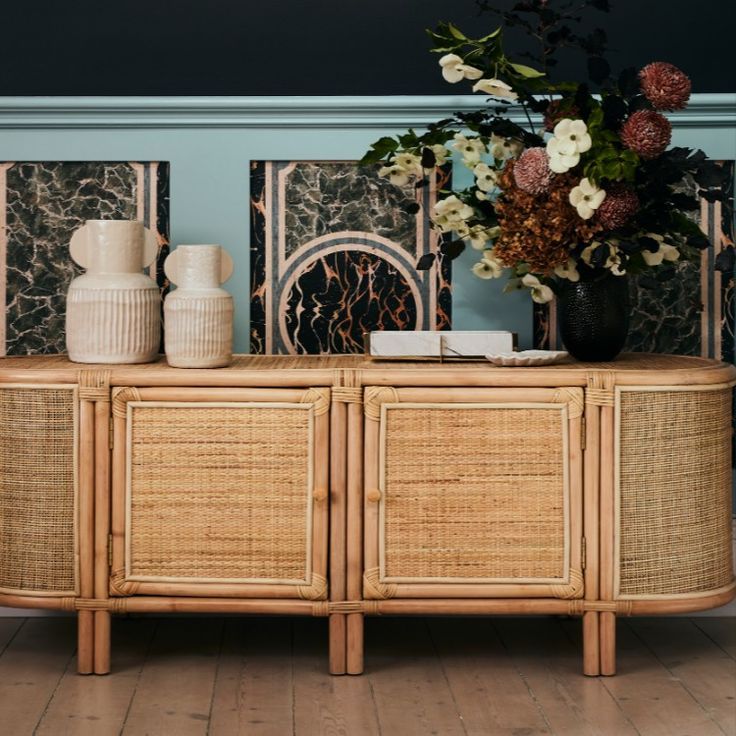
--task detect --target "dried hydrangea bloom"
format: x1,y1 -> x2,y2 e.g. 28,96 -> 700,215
493,161 -> 603,273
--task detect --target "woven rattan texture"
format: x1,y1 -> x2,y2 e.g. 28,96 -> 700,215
0,388 -> 76,593
128,405 -> 312,581
618,388 -> 734,596
382,406 -> 566,580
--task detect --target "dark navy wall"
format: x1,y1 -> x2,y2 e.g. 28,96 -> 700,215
1,0 -> 733,95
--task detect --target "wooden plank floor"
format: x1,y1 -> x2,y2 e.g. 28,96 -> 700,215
0,616 -> 733,736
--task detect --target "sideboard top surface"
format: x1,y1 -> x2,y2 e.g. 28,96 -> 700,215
0,353 -> 733,388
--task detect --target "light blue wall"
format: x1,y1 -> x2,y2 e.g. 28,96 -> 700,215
0,95 -> 734,353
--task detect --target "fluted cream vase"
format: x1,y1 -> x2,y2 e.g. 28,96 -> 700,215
163,245 -> 234,368
66,220 -> 161,364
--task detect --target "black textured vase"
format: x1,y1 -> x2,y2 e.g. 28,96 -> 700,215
558,274 -> 629,361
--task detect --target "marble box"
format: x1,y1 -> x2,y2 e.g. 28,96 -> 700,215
367,330 -> 516,358
0,161 -> 170,356
250,161 -> 451,355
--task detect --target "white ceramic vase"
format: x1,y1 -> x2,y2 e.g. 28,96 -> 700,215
66,220 -> 161,364
163,245 -> 234,368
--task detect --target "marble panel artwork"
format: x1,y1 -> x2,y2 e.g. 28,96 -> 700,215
533,161 -> 735,365
0,161 -> 170,355
250,161 -> 451,354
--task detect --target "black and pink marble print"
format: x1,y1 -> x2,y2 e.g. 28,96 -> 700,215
250,161 -> 451,355
250,161 -> 268,355
2,162 -> 170,356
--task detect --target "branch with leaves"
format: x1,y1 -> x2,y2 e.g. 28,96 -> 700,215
360,0 -> 729,304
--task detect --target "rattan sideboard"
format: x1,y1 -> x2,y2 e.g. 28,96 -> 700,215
0,353 -> 733,677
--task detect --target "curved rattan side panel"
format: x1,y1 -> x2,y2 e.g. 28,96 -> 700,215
380,403 -> 568,584
616,386 -> 734,598
0,386 -> 78,595
125,401 -> 315,589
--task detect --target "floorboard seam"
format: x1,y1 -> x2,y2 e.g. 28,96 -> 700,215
32,643 -> 76,735
691,618 -> 736,662
625,619 -> 729,736
425,619 -> 469,736
0,617 -> 26,658
205,620 -> 226,736
290,620 -> 297,736
119,619 -> 159,736
492,620 -> 557,736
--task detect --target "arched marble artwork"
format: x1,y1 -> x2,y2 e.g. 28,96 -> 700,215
250,161 -> 451,355
533,161 -> 735,365
0,161 -> 170,356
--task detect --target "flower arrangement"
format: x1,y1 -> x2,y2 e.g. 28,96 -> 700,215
360,0 -> 729,304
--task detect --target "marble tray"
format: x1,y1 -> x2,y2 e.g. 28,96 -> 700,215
486,350 -> 569,366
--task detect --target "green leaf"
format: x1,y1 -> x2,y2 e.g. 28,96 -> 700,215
447,22 -> 467,41
475,27 -> 502,43
509,62 -> 545,78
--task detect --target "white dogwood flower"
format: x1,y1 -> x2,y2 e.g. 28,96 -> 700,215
439,53 -> 483,83
472,78 -> 518,100
489,134 -> 523,160
641,233 -> 680,266
378,164 -> 410,187
521,274 -> 554,303
472,251 -> 505,279
452,133 -> 486,165
569,178 -> 606,219
473,162 -> 499,192
430,144 -> 451,167
546,137 -> 580,173
552,119 -> 592,155
457,223 -> 500,250
554,258 -> 581,282
432,195 -> 474,232
392,152 -> 423,177
546,119 -> 592,174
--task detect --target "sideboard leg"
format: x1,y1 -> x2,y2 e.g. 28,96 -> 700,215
600,612 -> 616,675
77,611 -> 94,674
582,611 -> 600,676
329,614 -> 347,675
346,613 -> 364,675
94,611 -> 111,674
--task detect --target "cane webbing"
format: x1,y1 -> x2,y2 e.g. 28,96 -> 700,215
0,387 -> 76,593
127,404 -> 313,583
381,405 -> 567,581
618,388 -> 734,596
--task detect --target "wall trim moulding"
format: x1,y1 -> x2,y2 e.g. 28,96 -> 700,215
0,94 -> 733,130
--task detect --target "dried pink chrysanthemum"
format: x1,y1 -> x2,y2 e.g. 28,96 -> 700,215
620,110 -> 672,159
596,185 -> 640,229
639,62 -> 691,111
513,147 -> 553,194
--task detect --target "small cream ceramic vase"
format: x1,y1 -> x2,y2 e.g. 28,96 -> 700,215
163,245 -> 234,368
66,220 -> 161,364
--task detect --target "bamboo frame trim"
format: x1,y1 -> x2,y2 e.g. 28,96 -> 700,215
78,369 -> 111,401
613,383 -> 735,600
123,399 -> 317,587
0,383 -> 80,597
376,400 -> 572,587
617,581 -> 736,602
332,386 -> 363,404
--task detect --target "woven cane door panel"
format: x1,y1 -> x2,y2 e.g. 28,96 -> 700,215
364,387 -> 583,599
120,392 -> 327,596
0,386 -> 77,595
616,387 -> 734,598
